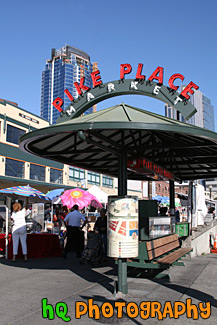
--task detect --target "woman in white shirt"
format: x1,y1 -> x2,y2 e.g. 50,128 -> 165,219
11,202 -> 27,262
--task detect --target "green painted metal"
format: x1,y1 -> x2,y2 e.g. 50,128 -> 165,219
19,103 -> 217,182
127,242 -> 192,270
154,273 -> 171,280
176,222 -> 189,237
169,180 -> 175,216
21,103 -> 217,144
3,114 -> 6,134
57,79 -> 197,123
0,100 -> 49,124
0,113 -> 36,132
0,142 -> 63,169
0,175 -> 73,190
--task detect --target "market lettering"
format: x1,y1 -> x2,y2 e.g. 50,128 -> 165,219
52,63 -> 199,114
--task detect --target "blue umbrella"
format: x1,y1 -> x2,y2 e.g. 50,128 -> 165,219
152,195 -> 164,202
46,188 -> 65,200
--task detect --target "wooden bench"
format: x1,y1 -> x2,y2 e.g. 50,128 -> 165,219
127,234 -> 192,270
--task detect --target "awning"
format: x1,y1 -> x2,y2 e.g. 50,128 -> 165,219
87,185 -> 108,204
19,103 -> 217,182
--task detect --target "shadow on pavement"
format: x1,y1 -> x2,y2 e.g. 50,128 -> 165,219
127,266 -> 217,308
79,295 -> 143,325
152,279 -> 217,308
1,255 -> 216,310
0,254 -> 117,294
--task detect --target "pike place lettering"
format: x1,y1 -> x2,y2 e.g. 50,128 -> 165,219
54,64 -> 199,123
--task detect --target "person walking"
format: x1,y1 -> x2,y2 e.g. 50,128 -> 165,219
94,208 -> 107,258
63,204 -> 87,258
11,202 -> 27,262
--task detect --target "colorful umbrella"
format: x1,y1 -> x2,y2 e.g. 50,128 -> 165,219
46,188 -> 65,200
60,188 -> 103,210
0,185 -> 49,201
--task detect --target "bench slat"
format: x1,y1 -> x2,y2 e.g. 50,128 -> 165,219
148,240 -> 180,260
157,248 -> 192,265
146,234 -> 178,251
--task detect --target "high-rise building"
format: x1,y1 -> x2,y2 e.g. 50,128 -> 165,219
165,87 -> 216,197
165,87 -> 215,131
40,45 -> 97,124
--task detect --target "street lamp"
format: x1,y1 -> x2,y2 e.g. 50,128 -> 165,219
209,185 -> 212,199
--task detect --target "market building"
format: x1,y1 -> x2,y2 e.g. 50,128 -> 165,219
0,98 -> 134,204
0,99 -> 71,204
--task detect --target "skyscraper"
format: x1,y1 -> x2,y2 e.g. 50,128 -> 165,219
40,45 -> 97,124
165,87 -> 216,195
165,87 -> 215,131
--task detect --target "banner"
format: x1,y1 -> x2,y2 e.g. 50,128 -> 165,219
107,196 -> 138,258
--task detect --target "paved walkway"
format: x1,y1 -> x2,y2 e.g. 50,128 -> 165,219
0,252 -> 217,324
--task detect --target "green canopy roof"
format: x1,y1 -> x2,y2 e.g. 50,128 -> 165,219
19,103 -> 217,182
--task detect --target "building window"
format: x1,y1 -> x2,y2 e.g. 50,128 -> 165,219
50,168 -> 63,184
102,175 -> 113,188
69,167 -> 85,182
30,164 -> 45,181
6,124 -> 25,145
88,172 -> 100,185
5,158 -> 24,178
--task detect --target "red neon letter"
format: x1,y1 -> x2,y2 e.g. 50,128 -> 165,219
74,77 -> 90,95
136,63 -> 145,80
91,70 -> 102,87
64,89 -> 74,101
52,97 -> 63,112
120,64 -> 132,79
148,66 -> 164,84
180,81 -> 199,100
168,74 -> 185,91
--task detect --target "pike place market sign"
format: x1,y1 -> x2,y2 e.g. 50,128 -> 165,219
54,64 -> 199,123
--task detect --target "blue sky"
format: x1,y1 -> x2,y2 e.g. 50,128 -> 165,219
1,0 -> 217,129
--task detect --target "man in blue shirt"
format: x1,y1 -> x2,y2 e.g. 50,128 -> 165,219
63,205 -> 87,258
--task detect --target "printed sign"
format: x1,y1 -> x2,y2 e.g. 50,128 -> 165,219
32,203 -> 44,231
107,196 -> 138,258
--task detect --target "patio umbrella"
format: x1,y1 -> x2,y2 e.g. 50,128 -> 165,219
46,188 -> 65,200
60,188 -> 103,210
0,185 -> 50,202
0,185 -> 50,259
87,185 -> 108,204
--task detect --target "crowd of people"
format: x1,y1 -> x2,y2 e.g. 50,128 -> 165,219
8,201 -> 108,262
7,199 -> 108,262
62,205 -> 107,260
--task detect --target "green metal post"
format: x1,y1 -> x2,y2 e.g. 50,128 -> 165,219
169,180 -> 175,216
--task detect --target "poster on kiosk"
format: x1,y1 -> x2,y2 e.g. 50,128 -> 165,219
107,196 -> 138,258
